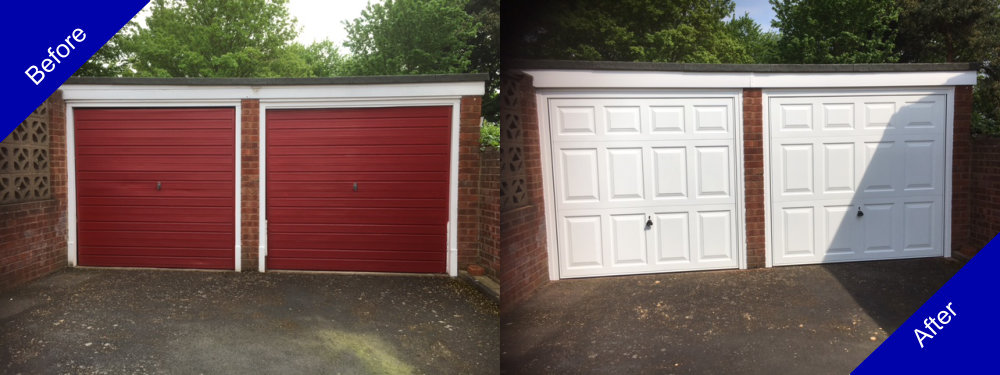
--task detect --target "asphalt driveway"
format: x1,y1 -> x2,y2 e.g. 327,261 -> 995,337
1,268 -> 498,374
501,258 -> 963,374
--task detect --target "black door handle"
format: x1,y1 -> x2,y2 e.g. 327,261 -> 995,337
645,216 -> 653,229
857,206 -> 864,217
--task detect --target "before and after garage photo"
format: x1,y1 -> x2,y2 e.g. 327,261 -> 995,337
4,0 -> 1000,373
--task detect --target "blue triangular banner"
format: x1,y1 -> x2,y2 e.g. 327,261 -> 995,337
1,1 -> 148,137
853,234 -> 1000,373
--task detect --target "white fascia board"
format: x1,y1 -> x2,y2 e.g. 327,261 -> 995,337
59,81 -> 485,101
523,70 -> 978,89
524,70 -> 753,89
751,71 -> 977,88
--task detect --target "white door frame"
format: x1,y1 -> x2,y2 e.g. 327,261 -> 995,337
258,97 -> 464,276
64,99 -> 244,271
535,89 -> 747,280
761,87 -> 955,267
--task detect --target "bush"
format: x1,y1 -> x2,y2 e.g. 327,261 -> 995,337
480,121 -> 499,151
973,73 -> 1000,136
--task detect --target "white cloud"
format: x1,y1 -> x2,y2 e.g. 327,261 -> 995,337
287,0 -> 372,51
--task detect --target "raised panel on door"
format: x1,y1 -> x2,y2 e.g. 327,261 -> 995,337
562,215 -> 604,269
605,106 -> 641,134
863,102 -> 895,129
651,106 -> 685,133
779,144 -> 813,195
559,149 -> 601,203
821,103 -> 854,130
822,143 -> 855,194
652,147 -> 687,199
903,141 -> 935,191
653,212 -> 689,263
610,214 -> 647,266
823,204 -> 859,257
694,146 -> 731,198
903,201 -> 935,252
695,211 -> 733,261
862,203 -> 895,253
557,107 -> 597,136
607,148 -> 644,201
780,206 -> 815,258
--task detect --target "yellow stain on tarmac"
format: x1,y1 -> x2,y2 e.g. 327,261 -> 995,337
318,330 -> 414,375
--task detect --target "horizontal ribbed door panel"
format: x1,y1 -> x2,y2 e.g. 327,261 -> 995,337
266,106 -> 450,273
75,108 -> 235,269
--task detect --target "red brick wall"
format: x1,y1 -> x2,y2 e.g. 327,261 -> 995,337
967,136 -> 1000,256
499,72 -> 549,310
0,93 -> 68,292
457,96 -> 484,272
952,86 -> 973,257
240,99 -> 260,271
743,89 -> 766,268
478,149 -> 500,280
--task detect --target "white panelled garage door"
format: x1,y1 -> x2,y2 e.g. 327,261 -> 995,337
769,92 -> 947,265
548,97 -> 741,278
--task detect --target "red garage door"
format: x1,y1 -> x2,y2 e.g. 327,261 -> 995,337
75,108 -> 235,269
266,106 -> 451,273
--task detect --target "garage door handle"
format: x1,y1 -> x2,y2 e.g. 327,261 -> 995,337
645,216 -> 653,229
353,182 -> 358,192
857,206 -> 864,217
156,181 -> 162,191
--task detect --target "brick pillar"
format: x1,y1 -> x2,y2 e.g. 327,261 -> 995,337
478,149 -> 500,281
499,72 -> 549,311
457,96 -> 483,272
49,92 -> 69,272
952,85 -> 973,256
240,99 -> 260,271
970,137 -> 1000,254
743,89 -> 766,268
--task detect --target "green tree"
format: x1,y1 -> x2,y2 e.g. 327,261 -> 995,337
896,0 -> 1000,63
770,0 -> 899,63
502,0 -> 751,63
467,0 -> 500,122
342,0 -> 477,75
286,40 -> 348,77
77,0 -> 343,78
895,0 -> 1000,134
726,13 -> 779,63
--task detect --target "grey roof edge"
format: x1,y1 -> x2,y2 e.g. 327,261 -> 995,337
64,73 -> 489,86
507,59 -> 980,73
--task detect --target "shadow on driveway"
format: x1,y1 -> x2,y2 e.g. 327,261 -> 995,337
500,258 -> 961,374
0,268 -> 498,374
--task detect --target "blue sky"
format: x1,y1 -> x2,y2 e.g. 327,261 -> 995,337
734,0 -> 777,31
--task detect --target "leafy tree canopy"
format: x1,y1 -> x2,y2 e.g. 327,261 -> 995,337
896,0 -> 1000,63
79,0 -> 344,78
503,0 -> 754,63
894,0 -> 1000,134
770,0 -> 900,63
726,13 -> 779,64
342,0 -> 498,121
342,0 -> 477,75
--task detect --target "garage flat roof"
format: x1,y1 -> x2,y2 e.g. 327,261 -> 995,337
509,59 -> 979,73
517,60 -> 979,89
60,74 -> 488,100
65,73 -> 488,86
